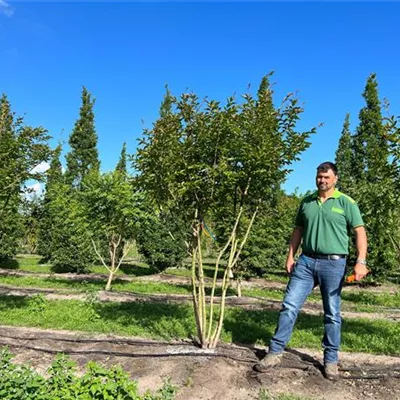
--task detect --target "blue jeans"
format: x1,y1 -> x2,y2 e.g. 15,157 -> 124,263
269,254 -> 346,364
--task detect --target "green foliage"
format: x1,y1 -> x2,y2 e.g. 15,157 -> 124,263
0,94 -> 51,261
135,75 -> 316,347
136,75 -> 315,236
115,142 -> 128,174
81,171 -> 141,242
36,145 -> 63,260
19,195 -> 43,254
80,170 -> 147,288
65,87 -> 100,188
136,210 -> 188,272
239,191 -> 300,277
0,196 -> 22,261
335,113 -> 354,194
0,296 -> 399,355
27,293 -> 48,313
0,348 -> 177,400
335,74 -> 399,280
47,183 -> 94,273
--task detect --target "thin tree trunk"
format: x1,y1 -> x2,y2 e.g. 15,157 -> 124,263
105,271 -> 114,291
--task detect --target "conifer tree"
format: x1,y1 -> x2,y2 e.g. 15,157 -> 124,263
342,74 -> 396,280
115,142 -> 127,174
335,114 -> 354,194
65,87 -> 99,188
37,145 -> 63,260
159,85 -> 174,118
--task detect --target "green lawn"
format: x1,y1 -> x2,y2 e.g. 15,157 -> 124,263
0,295 -> 398,355
0,272 -> 399,312
3,254 -> 154,277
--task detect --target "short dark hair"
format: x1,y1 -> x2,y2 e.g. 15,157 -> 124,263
316,161 -> 338,176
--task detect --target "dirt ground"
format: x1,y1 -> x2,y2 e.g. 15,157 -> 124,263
0,325 -> 399,400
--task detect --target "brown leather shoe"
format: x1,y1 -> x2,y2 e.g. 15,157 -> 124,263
253,353 -> 283,372
324,363 -> 339,380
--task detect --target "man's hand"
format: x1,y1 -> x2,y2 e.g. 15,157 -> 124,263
286,257 -> 296,274
354,262 -> 369,281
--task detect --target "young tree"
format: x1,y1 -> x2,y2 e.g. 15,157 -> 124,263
135,76 -> 315,348
81,171 -> 146,290
65,87 -> 100,188
0,94 -> 51,260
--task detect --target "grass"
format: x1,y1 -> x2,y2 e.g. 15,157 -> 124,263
1,255 -> 155,277
0,295 -> 398,355
0,274 -> 193,295
0,274 -> 239,297
1,271 -> 399,314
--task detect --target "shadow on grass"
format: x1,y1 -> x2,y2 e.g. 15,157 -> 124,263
118,263 -> 157,277
41,277 -> 108,290
93,301 -> 196,339
0,259 -> 19,270
223,307 -> 400,354
341,290 -> 400,307
0,295 -> 30,310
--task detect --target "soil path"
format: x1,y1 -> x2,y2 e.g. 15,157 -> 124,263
0,325 -> 399,400
1,268 -> 398,294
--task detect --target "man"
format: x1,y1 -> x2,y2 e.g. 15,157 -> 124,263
254,162 -> 368,380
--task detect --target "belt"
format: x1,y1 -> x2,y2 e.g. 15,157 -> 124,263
303,253 -> 347,260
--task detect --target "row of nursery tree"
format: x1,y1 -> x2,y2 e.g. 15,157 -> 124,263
0,73 -> 399,345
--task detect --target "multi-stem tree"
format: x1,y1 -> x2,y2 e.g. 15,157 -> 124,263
135,75 -> 315,348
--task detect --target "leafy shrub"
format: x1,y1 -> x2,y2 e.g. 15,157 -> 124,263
0,347 -> 177,400
136,211 -> 187,272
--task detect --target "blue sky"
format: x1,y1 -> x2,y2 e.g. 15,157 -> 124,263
1,1 -> 400,194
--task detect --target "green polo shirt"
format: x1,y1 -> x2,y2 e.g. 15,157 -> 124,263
295,189 -> 364,255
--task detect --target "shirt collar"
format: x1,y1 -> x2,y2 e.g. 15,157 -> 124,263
312,188 -> 341,200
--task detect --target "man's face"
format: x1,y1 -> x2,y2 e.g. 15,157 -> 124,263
316,169 -> 337,192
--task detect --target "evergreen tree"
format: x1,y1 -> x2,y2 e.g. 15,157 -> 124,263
335,114 -> 354,195
37,145 -> 63,260
353,74 -> 390,181
159,85 -> 174,118
341,74 -> 396,280
115,142 -> 127,174
65,87 -> 99,188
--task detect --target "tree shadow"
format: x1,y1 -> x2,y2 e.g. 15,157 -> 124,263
118,263 -> 157,277
0,295 -> 30,310
41,277 -> 108,290
223,307 -> 400,354
0,258 -> 19,270
93,301 -> 196,339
